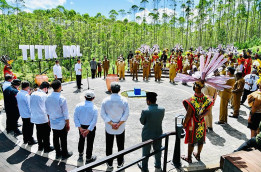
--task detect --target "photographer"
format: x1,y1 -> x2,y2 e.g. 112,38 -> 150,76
241,69 -> 259,104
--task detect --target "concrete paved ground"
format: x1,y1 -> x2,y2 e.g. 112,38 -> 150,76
0,76 -> 252,171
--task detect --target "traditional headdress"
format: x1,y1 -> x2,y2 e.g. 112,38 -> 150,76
1,55 -> 13,66
135,50 -> 141,54
175,52 -> 233,91
172,44 -> 183,53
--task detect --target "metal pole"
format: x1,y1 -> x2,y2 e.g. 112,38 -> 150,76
38,60 -> 41,73
87,68 -> 90,90
172,115 -> 185,168
70,58 -> 72,81
163,135 -> 169,172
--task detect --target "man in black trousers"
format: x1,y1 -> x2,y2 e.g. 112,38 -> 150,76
3,79 -> 21,135
90,58 -> 97,79
75,59 -> 82,90
30,82 -> 54,153
16,81 -> 37,145
46,80 -> 72,159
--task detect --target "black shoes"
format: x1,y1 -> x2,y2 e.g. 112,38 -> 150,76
62,151 -> 73,160
44,146 -> 55,153
28,139 -> 38,145
117,161 -> 124,168
14,129 -> 22,136
229,115 -> 238,118
86,155 -> 97,163
38,146 -> 43,151
56,153 -> 62,159
137,162 -> 149,172
215,121 -> 225,125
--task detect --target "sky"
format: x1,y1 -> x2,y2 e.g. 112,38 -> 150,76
5,0 -> 199,23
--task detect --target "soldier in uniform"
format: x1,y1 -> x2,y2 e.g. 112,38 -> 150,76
192,56 -> 200,70
135,50 -> 141,62
202,71 -> 218,131
118,59 -> 126,80
143,58 -> 150,81
115,58 -> 120,76
169,60 -> 177,83
182,56 -> 190,74
102,57 -> 110,79
229,72 -> 245,118
216,67 -> 236,124
132,59 -> 139,81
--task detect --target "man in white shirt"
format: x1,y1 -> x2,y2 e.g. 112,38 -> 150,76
241,69 -> 259,104
53,60 -> 62,82
16,81 -> 37,145
101,82 -> 129,169
30,82 -> 54,153
45,80 -> 72,160
2,74 -> 13,91
75,59 -> 82,90
74,90 -> 98,163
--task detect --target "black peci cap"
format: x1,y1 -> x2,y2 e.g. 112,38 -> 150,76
146,92 -> 157,99
11,79 -> 21,86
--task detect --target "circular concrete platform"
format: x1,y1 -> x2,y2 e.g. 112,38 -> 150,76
0,77 -> 252,171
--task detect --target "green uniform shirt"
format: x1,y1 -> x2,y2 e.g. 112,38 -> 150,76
140,104 -> 165,141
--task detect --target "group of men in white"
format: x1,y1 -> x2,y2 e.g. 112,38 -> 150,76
7,76 -> 132,169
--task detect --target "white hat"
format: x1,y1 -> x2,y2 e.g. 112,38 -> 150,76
85,90 -> 95,98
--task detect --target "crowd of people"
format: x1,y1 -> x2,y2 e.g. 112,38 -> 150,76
2,45 -> 261,170
2,73 -> 165,171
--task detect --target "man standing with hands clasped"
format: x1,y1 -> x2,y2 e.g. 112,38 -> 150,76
138,92 -> 165,172
75,59 -> 82,90
74,90 -> 98,163
101,82 -> 129,170
45,80 -> 72,159
53,60 -> 62,82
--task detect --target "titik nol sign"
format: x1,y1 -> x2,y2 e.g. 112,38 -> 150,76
19,45 -> 82,60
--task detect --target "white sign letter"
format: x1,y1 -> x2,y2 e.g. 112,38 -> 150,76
70,45 -> 77,57
49,45 -> 58,59
76,45 -> 82,56
35,45 -> 45,59
44,46 -> 50,59
29,45 -> 35,60
63,46 -> 70,58
19,45 -> 29,60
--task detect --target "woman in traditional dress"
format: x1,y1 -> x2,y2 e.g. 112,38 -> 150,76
177,50 -> 183,73
181,81 -> 213,162
175,52 -> 233,163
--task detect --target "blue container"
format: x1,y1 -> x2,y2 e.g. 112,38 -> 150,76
134,88 -> 141,95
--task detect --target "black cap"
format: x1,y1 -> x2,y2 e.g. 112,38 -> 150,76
146,92 -> 157,99
11,79 -> 21,86
226,67 -> 235,74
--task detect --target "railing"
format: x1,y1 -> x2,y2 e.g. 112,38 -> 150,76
71,115 -> 185,172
